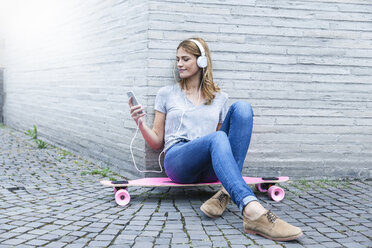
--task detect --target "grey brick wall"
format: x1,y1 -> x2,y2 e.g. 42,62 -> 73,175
2,1 -> 150,178
0,69 -> 3,123
2,0 -> 372,179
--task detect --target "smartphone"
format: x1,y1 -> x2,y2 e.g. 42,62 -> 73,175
127,91 -> 143,114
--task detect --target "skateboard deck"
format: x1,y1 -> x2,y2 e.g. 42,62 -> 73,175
101,176 -> 289,206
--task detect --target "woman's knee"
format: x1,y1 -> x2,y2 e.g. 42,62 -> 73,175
210,130 -> 229,144
231,101 -> 254,118
207,131 -> 230,152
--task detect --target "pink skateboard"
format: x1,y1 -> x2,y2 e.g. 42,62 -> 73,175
101,176 -> 289,206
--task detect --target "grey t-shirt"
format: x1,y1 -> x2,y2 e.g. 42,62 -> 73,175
155,84 -> 228,151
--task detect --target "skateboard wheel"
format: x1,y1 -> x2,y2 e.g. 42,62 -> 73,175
115,189 -> 131,206
268,186 -> 285,202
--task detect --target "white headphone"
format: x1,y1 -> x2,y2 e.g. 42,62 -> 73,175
189,39 -> 208,68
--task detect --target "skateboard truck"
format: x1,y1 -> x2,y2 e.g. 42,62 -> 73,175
262,177 -> 279,181
112,180 -> 129,184
256,178 -> 285,202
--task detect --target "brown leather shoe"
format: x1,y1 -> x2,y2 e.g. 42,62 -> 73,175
200,190 -> 230,218
244,210 -> 303,241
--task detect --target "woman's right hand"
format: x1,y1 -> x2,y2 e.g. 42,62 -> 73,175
127,96 -> 165,150
128,97 -> 146,125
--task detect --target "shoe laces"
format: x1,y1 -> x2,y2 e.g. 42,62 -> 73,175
216,191 -> 229,203
266,210 -> 278,223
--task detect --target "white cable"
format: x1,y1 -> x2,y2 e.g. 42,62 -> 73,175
175,109 -> 186,137
166,77 -> 203,148
130,77 -> 204,174
130,118 -> 163,174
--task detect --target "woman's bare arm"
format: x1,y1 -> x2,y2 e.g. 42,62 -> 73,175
129,98 -> 165,150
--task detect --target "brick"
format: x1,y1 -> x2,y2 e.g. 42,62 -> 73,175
1,238 -> 26,245
25,239 -> 49,246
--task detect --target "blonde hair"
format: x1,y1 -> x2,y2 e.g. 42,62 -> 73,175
175,37 -> 220,105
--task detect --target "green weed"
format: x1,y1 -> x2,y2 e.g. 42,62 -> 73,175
35,139 -> 48,149
298,180 -> 312,189
57,148 -> 73,157
80,167 -> 118,182
25,125 -> 49,149
56,149 -> 71,161
26,125 -> 38,139
325,179 -> 350,188
81,167 -> 112,178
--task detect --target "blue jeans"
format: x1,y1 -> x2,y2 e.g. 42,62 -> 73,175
164,101 -> 257,212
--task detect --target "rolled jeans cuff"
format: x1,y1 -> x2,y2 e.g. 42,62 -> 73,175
239,195 -> 258,213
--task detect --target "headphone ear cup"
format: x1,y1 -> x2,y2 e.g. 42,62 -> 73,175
197,55 -> 208,68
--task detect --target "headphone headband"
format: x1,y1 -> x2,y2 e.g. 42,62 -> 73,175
189,39 -> 208,68
189,39 -> 205,57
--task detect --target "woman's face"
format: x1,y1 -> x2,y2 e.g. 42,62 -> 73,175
176,47 -> 200,79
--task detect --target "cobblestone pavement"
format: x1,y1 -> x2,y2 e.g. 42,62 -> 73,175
0,126 -> 371,248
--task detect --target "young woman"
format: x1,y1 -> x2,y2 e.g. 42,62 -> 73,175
128,37 -> 303,241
